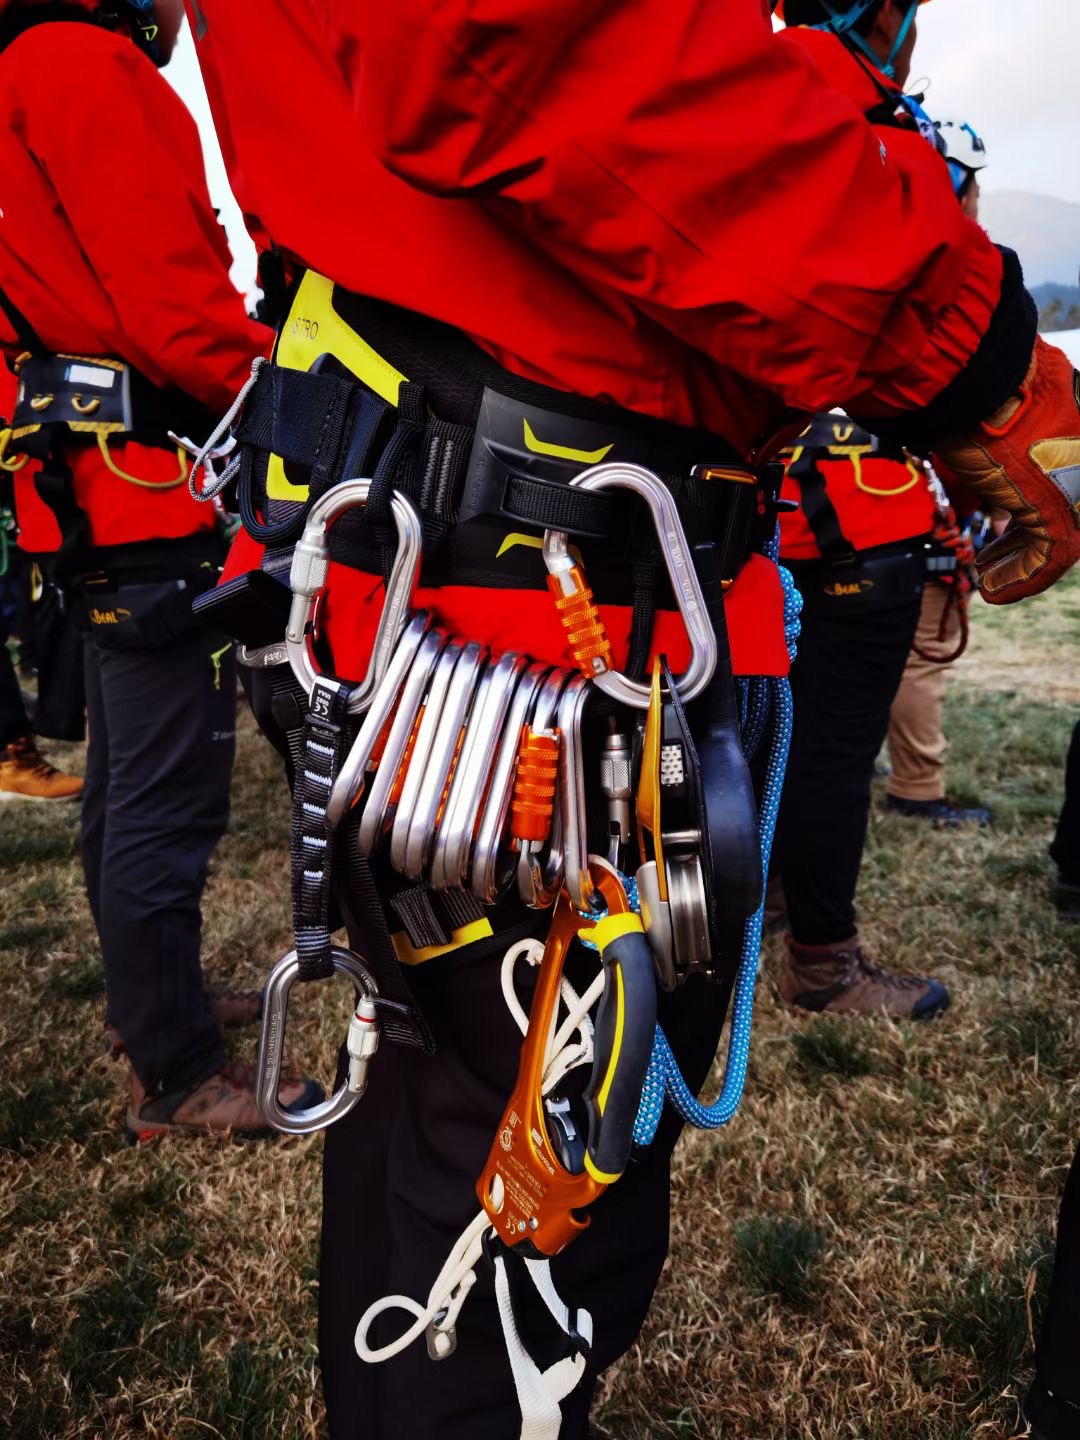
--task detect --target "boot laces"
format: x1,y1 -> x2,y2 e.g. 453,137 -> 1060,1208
854,949 -> 924,991
7,736 -> 58,780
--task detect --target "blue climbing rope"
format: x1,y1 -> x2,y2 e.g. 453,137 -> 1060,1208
633,541 -> 801,1143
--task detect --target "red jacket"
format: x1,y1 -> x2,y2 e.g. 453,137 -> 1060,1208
0,3 -> 272,552
187,0 -> 1005,448
185,1 -> 1014,676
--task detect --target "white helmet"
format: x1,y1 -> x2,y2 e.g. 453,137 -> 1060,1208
934,119 -> 988,198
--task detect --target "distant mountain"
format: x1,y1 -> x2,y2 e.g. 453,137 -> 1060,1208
979,190 -> 1080,288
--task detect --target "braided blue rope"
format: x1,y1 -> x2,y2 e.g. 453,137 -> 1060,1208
633,544 -> 800,1143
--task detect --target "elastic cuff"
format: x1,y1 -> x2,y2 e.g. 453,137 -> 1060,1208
856,247 -> 1037,453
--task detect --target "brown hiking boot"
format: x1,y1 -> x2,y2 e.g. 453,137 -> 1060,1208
107,988 -> 263,1057
126,1061 -> 323,1142
0,735 -> 83,801
778,934 -> 950,1021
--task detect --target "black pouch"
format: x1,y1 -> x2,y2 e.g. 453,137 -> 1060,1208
84,574 -> 217,652
790,545 -> 926,618
28,573 -> 86,741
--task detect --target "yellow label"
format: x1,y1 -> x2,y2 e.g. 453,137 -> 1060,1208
267,272 -> 409,502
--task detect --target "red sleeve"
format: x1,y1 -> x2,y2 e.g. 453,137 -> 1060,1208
25,25 -> 272,408
344,0 -> 1004,418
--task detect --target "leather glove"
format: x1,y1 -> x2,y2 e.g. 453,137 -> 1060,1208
933,336 -> 1080,603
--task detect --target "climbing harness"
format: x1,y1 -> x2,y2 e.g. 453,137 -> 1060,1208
198,271 -> 796,1436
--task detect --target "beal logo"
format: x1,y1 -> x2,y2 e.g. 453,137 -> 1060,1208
290,317 -> 320,341
824,579 -> 875,599
89,606 -> 132,625
499,1126 -> 514,1152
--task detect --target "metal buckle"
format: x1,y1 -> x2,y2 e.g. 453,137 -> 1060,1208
255,946 -> 379,1135
542,462 -> 717,709
286,478 -> 423,714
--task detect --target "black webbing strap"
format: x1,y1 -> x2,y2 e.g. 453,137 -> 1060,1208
336,826 -> 436,1053
291,677 -> 353,982
499,473 -> 615,540
787,448 -> 857,565
270,663 -> 434,1051
235,364 -> 391,546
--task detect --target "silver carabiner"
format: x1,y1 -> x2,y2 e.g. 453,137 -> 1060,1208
399,639 -> 489,882
358,625 -> 448,857
542,462 -> 717,710
431,650 -> 529,892
556,675 -> 601,912
287,478 -> 423,714
516,668 -> 572,909
388,639 -> 468,876
255,946 -> 379,1135
470,662 -> 551,904
324,611 -> 433,832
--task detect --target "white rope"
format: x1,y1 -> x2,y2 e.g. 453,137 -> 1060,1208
187,354 -> 266,501
354,931 -> 603,1412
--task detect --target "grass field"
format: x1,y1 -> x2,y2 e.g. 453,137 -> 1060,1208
1,573 -> 1077,1439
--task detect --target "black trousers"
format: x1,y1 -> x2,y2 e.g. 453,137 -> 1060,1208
81,629 -> 236,1094
776,579 -> 922,945
1034,1142 -> 1080,1415
0,639 -> 30,749
1050,720 -> 1080,885
319,919 -> 735,1439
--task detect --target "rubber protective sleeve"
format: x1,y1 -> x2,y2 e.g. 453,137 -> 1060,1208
584,923 -> 658,1182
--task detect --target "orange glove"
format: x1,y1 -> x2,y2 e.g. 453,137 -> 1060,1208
933,337 -> 1080,603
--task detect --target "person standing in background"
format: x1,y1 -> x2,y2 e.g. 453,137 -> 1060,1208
886,118 -> 994,828
0,0 -> 318,1136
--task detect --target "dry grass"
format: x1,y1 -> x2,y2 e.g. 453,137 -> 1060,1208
2,574 -> 1077,1438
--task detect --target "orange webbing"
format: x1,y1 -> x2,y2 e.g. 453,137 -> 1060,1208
546,566 -> 613,679
435,726 -> 467,828
388,705 -> 425,806
511,726 -> 560,844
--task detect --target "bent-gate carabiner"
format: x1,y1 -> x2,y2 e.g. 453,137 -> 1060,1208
287,478 -> 423,714
256,946 -> 379,1135
542,462 -> 717,710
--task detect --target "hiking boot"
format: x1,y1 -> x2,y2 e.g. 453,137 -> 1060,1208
779,934 -> 950,1021
0,735 -> 83,801
886,794 -> 992,828
1023,1373 -> 1080,1440
1055,876 -> 1080,925
127,1062 -> 323,1142
107,988 -> 263,1057
762,873 -> 788,936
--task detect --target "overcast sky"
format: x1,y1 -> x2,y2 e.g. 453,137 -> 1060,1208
167,2 -> 1080,293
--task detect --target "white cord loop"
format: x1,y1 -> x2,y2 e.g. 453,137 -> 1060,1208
353,933 -> 602,1438
187,354 -> 266,501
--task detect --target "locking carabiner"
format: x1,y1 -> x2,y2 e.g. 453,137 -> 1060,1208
542,462 -> 717,709
255,946 -> 380,1135
287,478 -> 423,714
